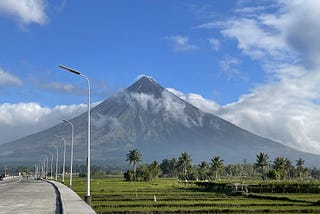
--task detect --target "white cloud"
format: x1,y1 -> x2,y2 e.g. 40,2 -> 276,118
169,79 -> 320,155
167,88 -> 220,113
208,37 -> 220,51
29,74 -> 96,96
217,0 -> 320,154
93,114 -> 121,129
196,22 -> 219,29
221,18 -> 292,61
0,0 -> 48,25
0,102 -> 88,143
190,0 -> 320,154
130,92 -> 162,113
0,68 -> 23,87
219,68 -> 320,154
39,81 -> 86,95
273,0 -> 320,68
128,90 -> 202,128
166,35 -> 199,52
219,57 -> 244,80
162,90 -> 193,127
234,2 -> 277,15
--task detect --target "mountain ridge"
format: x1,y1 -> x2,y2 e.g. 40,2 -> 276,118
0,76 -> 319,166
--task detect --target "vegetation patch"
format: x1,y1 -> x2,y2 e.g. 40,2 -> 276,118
65,177 -> 320,213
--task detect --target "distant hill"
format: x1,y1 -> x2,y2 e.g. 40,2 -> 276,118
1,76 -> 319,166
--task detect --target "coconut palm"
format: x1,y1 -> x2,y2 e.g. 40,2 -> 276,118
198,161 -> 210,180
210,156 -> 224,179
284,158 -> 294,179
273,156 -> 285,179
149,160 -> 161,179
177,152 -> 192,180
160,158 -> 178,177
126,149 -> 142,181
273,156 -> 293,179
296,158 -> 305,180
254,152 -> 269,180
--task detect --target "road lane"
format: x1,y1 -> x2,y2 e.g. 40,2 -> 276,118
0,177 -> 57,214
0,176 -> 22,185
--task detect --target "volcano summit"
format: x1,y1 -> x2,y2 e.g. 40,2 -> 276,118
0,76 -> 319,166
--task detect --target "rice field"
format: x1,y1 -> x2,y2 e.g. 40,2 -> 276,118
66,177 -> 320,213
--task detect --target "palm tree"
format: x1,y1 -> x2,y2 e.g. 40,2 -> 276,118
211,156 -> 224,179
296,158 -> 305,180
254,152 -> 269,180
273,156 -> 292,180
126,149 -> 142,181
198,161 -> 210,180
273,156 -> 286,179
149,161 -> 161,179
284,158 -> 294,179
177,152 -> 192,180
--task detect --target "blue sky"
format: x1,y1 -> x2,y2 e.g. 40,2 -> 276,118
0,0 -> 263,106
1,0 -> 320,156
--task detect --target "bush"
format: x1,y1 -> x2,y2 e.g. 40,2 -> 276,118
124,170 -> 134,181
79,172 -> 86,178
267,169 -> 280,180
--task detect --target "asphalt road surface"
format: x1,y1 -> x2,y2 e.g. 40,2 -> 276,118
0,176 -> 60,214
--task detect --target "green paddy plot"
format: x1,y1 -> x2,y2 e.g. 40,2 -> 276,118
67,177 -> 320,213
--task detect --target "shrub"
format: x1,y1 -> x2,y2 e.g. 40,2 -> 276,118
124,170 -> 134,181
267,169 -> 280,180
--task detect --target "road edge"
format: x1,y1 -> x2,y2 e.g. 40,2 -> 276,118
46,180 -> 96,214
45,179 -> 63,214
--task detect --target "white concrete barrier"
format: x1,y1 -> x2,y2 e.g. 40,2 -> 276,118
48,180 -> 96,214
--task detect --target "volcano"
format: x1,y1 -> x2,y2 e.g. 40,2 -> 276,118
1,76 -> 319,166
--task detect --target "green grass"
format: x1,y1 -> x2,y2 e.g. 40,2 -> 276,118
62,177 -> 320,213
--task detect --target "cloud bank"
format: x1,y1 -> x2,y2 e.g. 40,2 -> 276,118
128,90 -> 203,128
0,0 -> 48,25
0,68 -> 23,87
0,102 -> 87,144
187,0 -> 320,154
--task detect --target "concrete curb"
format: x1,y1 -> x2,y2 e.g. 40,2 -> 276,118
47,180 -> 96,214
46,179 -> 63,214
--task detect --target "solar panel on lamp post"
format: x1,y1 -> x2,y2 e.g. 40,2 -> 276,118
58,64 -> 91,205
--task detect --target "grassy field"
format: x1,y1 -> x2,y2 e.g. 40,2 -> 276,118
65,177 -> 320,213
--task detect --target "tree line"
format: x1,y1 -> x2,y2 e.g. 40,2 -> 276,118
124,150 -> 320,182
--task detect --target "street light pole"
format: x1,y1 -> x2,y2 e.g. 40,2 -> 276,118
55,135 -> 66,184
42,155 -> 49,179
47,151 -> 53,179
55,146 -> 59,181
58,117 -> 74,189
41,161 -> 44,178
37,163 -> 41,178
59,64 -> 91,205
36,163 -> 41,178
34,164 -> 38,178
42,155 -> 48,179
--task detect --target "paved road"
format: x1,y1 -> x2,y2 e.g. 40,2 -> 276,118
0,176 -> 59,214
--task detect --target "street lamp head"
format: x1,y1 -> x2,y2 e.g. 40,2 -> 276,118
57,117 -> 68,123
55,135 -> 66,142
59,65 -> 81,75
57,117 -> 74,127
